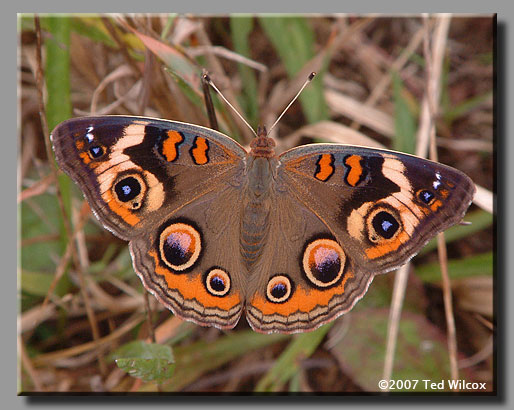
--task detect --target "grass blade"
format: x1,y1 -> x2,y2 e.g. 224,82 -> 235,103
419,209 -> 493,255
255,323 -> 332,392
259,16 -> 327,123
416,252 -> 493,282
230,16 -> 259,127
159,331 -> 287,392
392,70 -> 417,154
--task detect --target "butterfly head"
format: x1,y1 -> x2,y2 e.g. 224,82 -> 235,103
250,125 -> 276,158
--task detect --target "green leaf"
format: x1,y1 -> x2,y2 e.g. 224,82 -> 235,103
20,270 -> 70,297
392,70 -> 417,154
112,341 -> 175,383
230,16 -> 259,127
20,194 -> 63,272
255,323 -> 332,392
259,16 -> 328,123
331,309 -> 461,392
113,340 -> 174,361
116,357 -> 175,383
125,25 -> 199,86
416,252 -> 493,283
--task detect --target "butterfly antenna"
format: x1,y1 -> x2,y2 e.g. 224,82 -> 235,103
203,73 -> 258,138
267,72 -> 316,135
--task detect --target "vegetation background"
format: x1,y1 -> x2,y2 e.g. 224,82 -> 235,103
18,14 -> 494,393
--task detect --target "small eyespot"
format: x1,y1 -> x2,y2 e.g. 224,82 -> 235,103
266,275 -> 293,303
205,268 -> 231,297
366,207 -> 402,243
418,189 -> 435,205
159,222 -> 202,271
88,145 -> 105,158
302,238 -> 346,288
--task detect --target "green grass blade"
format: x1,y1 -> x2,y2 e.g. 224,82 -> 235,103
392,70 -> 417,154
230,16 -> 259,127
160,15 -> 176,39
444,90 -> 493,125
419,209 -> 493,256
43,16 -> 72,131
259,16 -> 327,123
416,252 -> 493,283
164,68 -> 204,108
255,323 -> 332,392
71,16 -> 117,48
159,331 -> 287,392
42,16 -> 73,245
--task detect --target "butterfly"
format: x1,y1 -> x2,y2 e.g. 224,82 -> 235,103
51,114 -> 475,334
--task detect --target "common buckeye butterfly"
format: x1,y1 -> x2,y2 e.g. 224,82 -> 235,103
51,112 -> 475,333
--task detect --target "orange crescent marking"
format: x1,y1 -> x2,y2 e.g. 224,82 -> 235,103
365,230 -> 410,259
161,130 -> 183,162
79,152 -> 91,164
250,270 -> 354,316
103,189 -> 140,226
315,154 -> 334,181
439,189 -> 449,199
344,155 -> 363,187
191,137 -> 209,165
75,140 -> 85,150
150,251 -> 241,310
430,199 -> 443,212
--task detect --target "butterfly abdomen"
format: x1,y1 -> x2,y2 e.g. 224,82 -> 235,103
240,201 -> 269,267
240,157 -> 276,267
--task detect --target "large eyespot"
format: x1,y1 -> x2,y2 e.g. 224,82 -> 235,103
159,222 -> 202,271
205,268 -> 231,297
113,173 -> 146,210
302,238 -> 346,288
366,207 -> 401,242
266,275 -> 293,303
